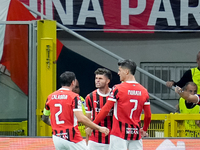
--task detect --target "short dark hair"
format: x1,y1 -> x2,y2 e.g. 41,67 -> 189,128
60,71 -> 76,86
118,59 -> 136,75
94,68 -> 112,80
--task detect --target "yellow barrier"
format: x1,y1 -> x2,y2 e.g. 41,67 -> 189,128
141,114 -> 170,137
141,113 -> 200,137
37,20 -> 57,136
1,114 -> 199,138
0,121 -> 27,136
169,113 -> 200,137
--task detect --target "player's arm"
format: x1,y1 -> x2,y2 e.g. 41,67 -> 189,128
74,95 -> 109,136
93,100 -> 115,124
85,95 -> 93,128
85,95 -> 92,121
175,86 -> 200,104
85,112 -> 92,131
86,113 -> 91,120
140,99 -> 151,138
85,100 -> 114,137
85,111 -> 91,145
93,87 -> 116,124
142,101 -> 151,132
42,108 -> 51,126
85,95 -> 92,144
74,111 -> 109,136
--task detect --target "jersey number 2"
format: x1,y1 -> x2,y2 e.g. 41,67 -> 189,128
129,99 -> 138,119
55,104 -> 65,124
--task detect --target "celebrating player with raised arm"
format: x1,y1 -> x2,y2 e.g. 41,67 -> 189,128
87,59 -> 151,150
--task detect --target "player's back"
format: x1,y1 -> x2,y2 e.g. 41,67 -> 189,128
46,88 -> 82,134
46,88 -> 83,143
110,81 -> 149,140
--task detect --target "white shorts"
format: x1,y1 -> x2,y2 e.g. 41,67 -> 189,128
108,135 -> 143,150
88,140 -> 109,150
52,135 -> 87,150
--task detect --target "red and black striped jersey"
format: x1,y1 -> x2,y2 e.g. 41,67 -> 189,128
44,88 -> 83,143
85,89 -> 113,144
108,81 -> 150,141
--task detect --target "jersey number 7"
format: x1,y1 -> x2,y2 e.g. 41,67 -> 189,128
129,99 -> 138,119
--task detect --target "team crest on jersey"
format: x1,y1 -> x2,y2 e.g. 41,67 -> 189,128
78,99 -> 82,109
109,92 -> 113,98
112,85 -> 116,91
109,89 -> 114,98
109,86 -> 117,98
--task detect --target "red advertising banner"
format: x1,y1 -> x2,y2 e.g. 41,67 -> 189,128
19,0 -> 200,32
0,137 -> 200,149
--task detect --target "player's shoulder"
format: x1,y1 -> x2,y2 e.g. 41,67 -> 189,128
92,89 -> 98,94
69,91 -> 80,98
137,83 -> 148,90
86,89 -> 98,98
138,85 -> 149,95
53,89 -> 79,98
112,83 -> 121,89
127,82 -> 149,94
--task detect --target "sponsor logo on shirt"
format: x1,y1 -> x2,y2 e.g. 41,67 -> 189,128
94,101 -> 99,104
126,128 -> 139,134
56,133 -> 68,140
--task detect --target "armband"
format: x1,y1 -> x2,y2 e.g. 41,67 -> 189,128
43,108 -> 50,116
195,94 -> 200,104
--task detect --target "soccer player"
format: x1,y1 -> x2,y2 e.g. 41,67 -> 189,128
175,85 -> 200,105
42,71 -> 109,150
85,68 -> 113,150
87,59 -> 151,150
72,79 -> 87,137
